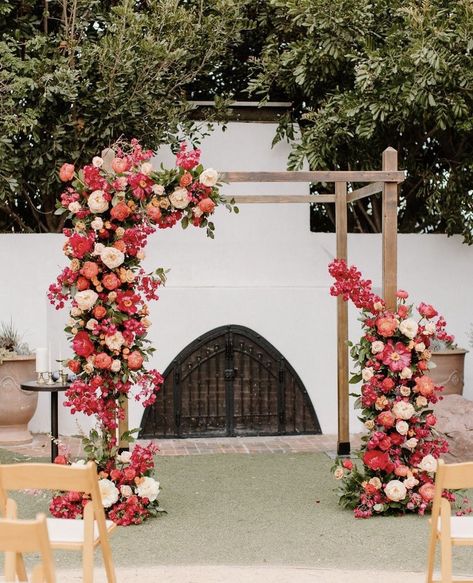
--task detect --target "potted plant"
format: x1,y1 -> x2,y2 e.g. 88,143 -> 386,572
429,336 -> 468,396
0,321 -> 38,444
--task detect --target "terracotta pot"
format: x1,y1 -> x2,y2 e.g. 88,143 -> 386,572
0,355 -> 38,444
429,349 -> 468,396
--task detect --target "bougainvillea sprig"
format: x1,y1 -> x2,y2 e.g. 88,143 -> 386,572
328,259 -> 459,518
48,139 -> 236,524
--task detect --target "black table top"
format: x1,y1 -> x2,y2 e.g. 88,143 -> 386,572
21,380 -> 69,392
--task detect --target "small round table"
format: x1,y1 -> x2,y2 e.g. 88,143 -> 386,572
20,381 -> 68,463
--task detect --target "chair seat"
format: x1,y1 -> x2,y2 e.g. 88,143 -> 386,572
47,518 -> 116,546
438,516 -> 473,539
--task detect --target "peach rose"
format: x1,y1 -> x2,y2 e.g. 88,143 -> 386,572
102,273 -> 121,291
94,352 -> 113,369
394,465 -> 410,477
415,375 -> 435,397
127,350 -> 144,370
110,201 -> 132,222
111,157 -> 129,173
376,315 -> 398,337
198,197 -> 216,214
76,276 -> 90,291
179,172 -> 193,187
93,305 -> 107,320
59,163 -> 75,182
80,261 -> 99,280
146,204 -> 162,222
419,482 -> 435,502
377,411 -> 396,429
113,240 -> 127,253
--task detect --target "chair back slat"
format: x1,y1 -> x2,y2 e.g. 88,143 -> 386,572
0,462 -> 96,496
438,461 -> 473,490
0,515 -> 49,553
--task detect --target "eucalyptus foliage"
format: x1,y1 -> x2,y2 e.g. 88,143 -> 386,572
0,0 -> 247,232
249,0 -> 473,241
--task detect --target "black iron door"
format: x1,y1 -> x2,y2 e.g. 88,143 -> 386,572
140,325 -> 321,438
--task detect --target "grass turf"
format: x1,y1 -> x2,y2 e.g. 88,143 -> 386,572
1,449 -> 472,573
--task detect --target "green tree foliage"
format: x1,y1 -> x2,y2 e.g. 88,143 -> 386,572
0,0 -> 248,232
248,0 -> 473,241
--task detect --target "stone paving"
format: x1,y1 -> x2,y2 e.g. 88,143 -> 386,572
2,432 -> 363,459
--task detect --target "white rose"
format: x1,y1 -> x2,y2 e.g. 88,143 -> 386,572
362,367 -> 374,381
92,156 -> 104,168
424,322 -> 436,335
91,217 -> 104,230
86,318 -> 98,331
136,477 -> 160,502
404,476 -> 419,489
152,184 -> 165,196
111,359 -> 121,373
373,301 -> 384,311
396,420 -> 409,435
100,247 -> 125,269
193,206 -> 203,218
169,187 -> 190,209
400,367 -> 413,380
399,318 -> 419,339
68,201 -> 81,213
418,454 -> 437,473
141,162 -> 153,175
392,400 -> 415,420
104,331 -> 125,352
415,342 -> 426,352
400,386 -> 411,396
98,479 -> 119,508
384,479 -> 407,502
373,503 -> 385,512
369,477 -> 382,490
416,396 -> 428,408
74,289 -> 98,311
71,307 -> 82,317
120,485 -> 132,498
371,341 -> 385,354
93,243 -> 105,256
117,451 -> 132,464
83,362 -> 94,374
199,168 -> 219,187
403,438 -> 418,450
88,190 -> 109,214
71,459 -> 87,467
333,467 -> 344,480
364,420 -> 375,430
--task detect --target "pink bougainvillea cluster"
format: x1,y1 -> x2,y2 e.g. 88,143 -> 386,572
329,259 -> 456,518
48,139 -> 236,524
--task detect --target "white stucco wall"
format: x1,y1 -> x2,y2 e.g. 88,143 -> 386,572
0,123 -> 472,437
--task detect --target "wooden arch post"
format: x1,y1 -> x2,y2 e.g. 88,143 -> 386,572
120,149 -> 404,452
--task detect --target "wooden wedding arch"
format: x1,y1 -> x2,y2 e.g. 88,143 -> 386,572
121,147 -> 405,455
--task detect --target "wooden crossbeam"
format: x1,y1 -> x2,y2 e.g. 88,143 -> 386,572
221,170 -> 405,183
347,182 -> 383,203
225,194 -> 335,204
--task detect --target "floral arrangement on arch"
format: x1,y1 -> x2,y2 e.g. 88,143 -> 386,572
328,259 -> 457,518
48,139 -> 236,524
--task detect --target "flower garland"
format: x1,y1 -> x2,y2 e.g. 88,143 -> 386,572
329,259 -> 455,518
48,139 -> 236,524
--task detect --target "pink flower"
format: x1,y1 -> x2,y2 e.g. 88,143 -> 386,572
381,341 -> 411,372
418,302 -> 438,319
396,289 -> 409,299
176,143 -> 201,170
59,163 -> 75,182
376,315 -> 398,337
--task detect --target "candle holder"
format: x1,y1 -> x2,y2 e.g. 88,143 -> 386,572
46,372 -> 56,385
37,372 -> 48,385
59,371 -> 68,385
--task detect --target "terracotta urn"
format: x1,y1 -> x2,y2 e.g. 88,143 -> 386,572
429,349 -> 468,396
0,355 -> 38,444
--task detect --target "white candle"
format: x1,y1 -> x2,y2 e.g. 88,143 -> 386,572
36,347 -> 48,373
58,348 -> 63,373
48,343 -> 52,373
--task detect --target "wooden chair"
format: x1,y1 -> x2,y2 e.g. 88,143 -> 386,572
0,510 -> 55,583
426,459 -> 473,583
0,462 -> 117,583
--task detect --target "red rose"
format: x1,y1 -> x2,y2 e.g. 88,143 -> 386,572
102,273 -> 121,291
377,411 -> 396,429
72,331 -> 95,358
80,261 -> 99,280
111,201 -> 132,222
94,352 -> 112,369
68,233 -> 93,259
93,305 -> 107,320
68,359 -> 81,374
418,302 -> 438,319
76,276 -> 90,291
419,482 -> 435,502
54,455 -> 68,464
198,197 -> 216,214
127,350 -> 144,370
363,450 -> 390,471
342,459 -> 353,470
59,163 -> 75,182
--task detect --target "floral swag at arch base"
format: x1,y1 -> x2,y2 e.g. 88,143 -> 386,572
49,140 -> 237,525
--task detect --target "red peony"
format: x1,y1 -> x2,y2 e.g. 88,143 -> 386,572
68,233 -> 94,259
382,341 -> 411,372
72,331 -> 95,358
116,291 -> 140,314
94,353 -> 113,369
102,273 -> 121,291
127,350 -> 144,370
68,359 -> 81,373
59,163 -> 75,182
363,450 -> 390,471
111,201 -> 132,222
418,303 -> 438,319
